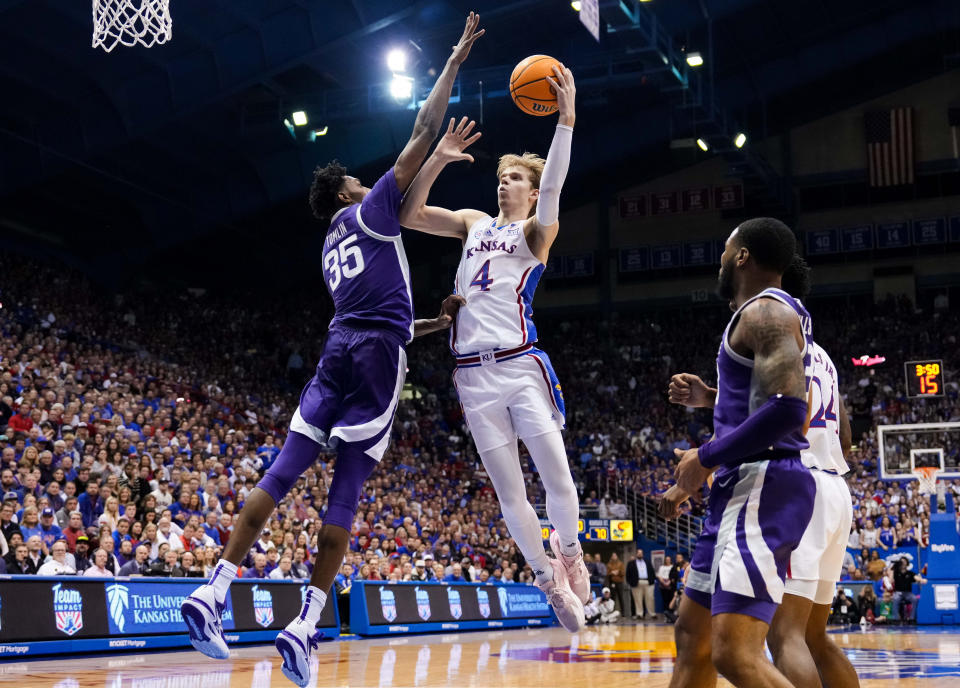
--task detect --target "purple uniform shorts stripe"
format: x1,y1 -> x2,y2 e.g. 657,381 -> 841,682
686,456 -> 814,624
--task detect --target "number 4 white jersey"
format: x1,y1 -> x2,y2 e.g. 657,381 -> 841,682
803,342 -> 849,474
450,215 -> 545,355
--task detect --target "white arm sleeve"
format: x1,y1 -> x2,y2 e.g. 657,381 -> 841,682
535,124 -> 573,226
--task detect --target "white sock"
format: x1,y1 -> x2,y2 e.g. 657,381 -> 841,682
296,586 -> 327,627
530,553 -> 554,585
209,559 -> 237,601
558,539 -> 581,558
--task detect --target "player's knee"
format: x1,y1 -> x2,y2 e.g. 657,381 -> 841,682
711,627 -> 759,682
674,613 -> 710,660
711,638 -> 748,682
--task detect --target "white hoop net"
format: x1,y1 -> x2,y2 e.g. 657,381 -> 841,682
912,466 -> 941,496
92,0 -> 172,52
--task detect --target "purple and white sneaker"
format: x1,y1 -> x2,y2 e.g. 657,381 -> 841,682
275,620 -> 325,687
180,584 -> 229,659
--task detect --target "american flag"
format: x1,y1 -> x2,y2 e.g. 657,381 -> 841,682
865,108 -> 914,187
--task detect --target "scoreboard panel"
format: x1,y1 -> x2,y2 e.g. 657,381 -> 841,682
905,360 -> 944,398
540,519 -> 633,543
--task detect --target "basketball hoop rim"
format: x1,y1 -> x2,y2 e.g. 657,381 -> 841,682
912,466 -> 941,494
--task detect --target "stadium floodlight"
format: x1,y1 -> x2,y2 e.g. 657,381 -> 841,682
570,1 -> 582,10
390,75 -> 414,100
314,126 -> 329,137
696,138 -> 709,152
291,111 -> 308,126
686,52 -> 703,67
386,49 -> 407,73
734,132 -> 747,148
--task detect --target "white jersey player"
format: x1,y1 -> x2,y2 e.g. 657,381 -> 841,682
398,65 -> 589,632
784,341 -> 853,603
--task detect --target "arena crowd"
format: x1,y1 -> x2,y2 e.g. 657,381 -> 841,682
0,252 -> 957,621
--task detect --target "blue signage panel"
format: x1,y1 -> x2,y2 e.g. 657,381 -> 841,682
683,241 -> 713,266
912,218 -> 946,245
806,229 -> 839,255
0,576 -> 339,655
876,222 -> 911,249
563,253 -> 594,278
650,244 -> 682,269
350,581 -> 554,636
105,581 -> 236,635
619,247 -> 649,272
950,216 -> 960,243
841,225 -> 874,252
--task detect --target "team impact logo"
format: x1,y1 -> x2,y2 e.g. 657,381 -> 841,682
477,589 -> 491,619
447,588 -> 462,620
251,585 -> 274,627
52,583 -> 83,636
498,587 -> 509,616
415,587 -> 432,621
379,586 -> 397,622
106,584 -> 130,633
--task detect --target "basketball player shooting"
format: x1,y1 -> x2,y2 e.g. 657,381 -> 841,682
179,13 -> 483,688
397,65 -> 591,632
661,218 -> 816,688
665,254 -> 860,688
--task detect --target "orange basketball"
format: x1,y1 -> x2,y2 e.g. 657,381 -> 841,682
509,54 -> 561,117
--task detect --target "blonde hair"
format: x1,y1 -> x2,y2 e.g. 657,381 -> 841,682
497,152 -> 545,217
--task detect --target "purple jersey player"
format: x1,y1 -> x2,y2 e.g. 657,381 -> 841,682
181,14 -> 484,688
662,218 -> 816,688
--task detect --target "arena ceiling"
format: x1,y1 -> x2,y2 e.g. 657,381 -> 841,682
0,0 -> 957,288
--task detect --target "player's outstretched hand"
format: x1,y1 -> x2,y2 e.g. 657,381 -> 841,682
437,294 -> 467,328
674,447 -> 710,500
434,116 -> 482,164
450,11 -> 484,65
658,484 -> 690,521
668,373 -> 712,408
545,64 -> 576,126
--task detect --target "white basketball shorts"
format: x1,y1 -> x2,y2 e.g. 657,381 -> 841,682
785,469 -> 853,605
452,347 -> 565,454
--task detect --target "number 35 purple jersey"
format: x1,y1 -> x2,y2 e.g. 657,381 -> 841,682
322,168 -> 414,342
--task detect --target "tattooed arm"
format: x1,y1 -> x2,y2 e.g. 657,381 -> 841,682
672,297 -> 810,495
731,297 -> 807,407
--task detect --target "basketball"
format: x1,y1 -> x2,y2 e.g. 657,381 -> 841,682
510,54 -> 562,116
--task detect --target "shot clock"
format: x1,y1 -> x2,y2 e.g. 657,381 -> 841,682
905,360 -> 944,398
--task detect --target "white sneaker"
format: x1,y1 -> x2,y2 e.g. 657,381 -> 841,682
275,620 -> 325,687
536,558 -> 586,632
180,584 -> 229,659
550,531 -> 590,604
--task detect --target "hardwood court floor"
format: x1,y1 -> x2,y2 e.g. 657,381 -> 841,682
4,623 -> 960,687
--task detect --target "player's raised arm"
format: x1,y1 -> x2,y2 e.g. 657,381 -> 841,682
524,65 -> 575,262
398,116 -> 486,239
393,12 -> 484,194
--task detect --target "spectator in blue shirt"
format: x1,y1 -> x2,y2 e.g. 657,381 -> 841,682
202,511 -> 222,546
37,507 -> 63,550
77,482 -> 102,528
19,506 -> 44,543
443,562 -> 466,583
